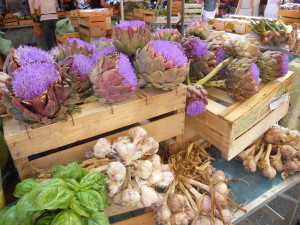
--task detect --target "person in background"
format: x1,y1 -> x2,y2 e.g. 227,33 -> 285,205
259,0 -> 267,16
235,0 -> 259,16
0,0 -> 5,15
35,0 -> 58,50
85,0 -> 111,8
229,0 -> 238,14
5,0 -> 25,15
264,0 -> 283,19
61,0 -> 77,11
216,0 -> 230,17
200,0 -> 220,18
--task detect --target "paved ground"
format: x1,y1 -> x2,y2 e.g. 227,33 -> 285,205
237,185 -> 300,225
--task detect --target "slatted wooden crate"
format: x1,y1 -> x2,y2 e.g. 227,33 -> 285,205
3,85 -> 186,179
79,16 -> 107,37
224,19 -> 235,32
278,9 -> 300,24
214,18 -> 225,31
234,20 -> 248,34
124,12 -> 134,20
70,16 -> 79,30
56,32 -> 80,44
178,3 -> 203,23
3,17 -> 19,26
133,8 -> 144,20
186,72 -> 294,160
18,19 -> 34,25
70,9 -> 113,17
172,1 -> 181,16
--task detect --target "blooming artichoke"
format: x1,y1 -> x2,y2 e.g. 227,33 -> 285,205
226,58 -> 261,100
112,20 -> 152,57
208,41 -> 226,77
0,62 -> 76,124
91,37 -> 115,51
50,38 -> 94,62
185,18 -> 210,40
152,28 -> 182,42
257,51 -> 289,82
0,72 -> 9,115
4,46 -> 55,75
90,52 -> 138,103
135,40 -> 189,91
60,54 -> 94,98
186,84 -> 208,116
190,52 -> 216,81
91,47 -> 118,63
224,37 -> 261,58
181,36 -> 209,63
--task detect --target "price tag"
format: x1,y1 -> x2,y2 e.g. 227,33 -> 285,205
270,93 -> 289,110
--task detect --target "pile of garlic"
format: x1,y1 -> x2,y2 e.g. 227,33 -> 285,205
87,126 -> 174,208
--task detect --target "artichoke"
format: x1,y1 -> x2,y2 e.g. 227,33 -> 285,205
50,38 -> 94,62
186,84 -> 208,116
90,52 -> 138,103
181,36 -> 209,63
0,72 -> 9,115
60,54 -> 94,98
224,37 -> 261,58
112,20 -> 151,57
91,47 -> 118,63
208,41 -> 226,77
91,37 -> 115,51
257,51 -> 289,82
190,52 -> 216,81
0,62 -> 77,124
226,58 -> 261,100
152,28 -> 182,42
135,40 -> 189,91
185,17 -> 210,40
4,46 -> 55,75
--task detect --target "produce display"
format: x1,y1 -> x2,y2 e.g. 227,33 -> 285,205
280,3 -> 300,10
0,162 -> 109,225
288,23 -> 300,55
236,125 -> 300,180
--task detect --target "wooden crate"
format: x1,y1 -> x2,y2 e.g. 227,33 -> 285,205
208,18 -> 216,29
186,72 -> 294,160
0,57 -> 3,71
106,17 -> 112,30
278,9 -> 300,24
18,19 -> 34,25
224,19 -> 235,32
71,9 -> 113,17
234,20 -> 247,34
214,18 -> 225,31
172,1 -> 181,16
56,32 -> 80,44
79,16 -> 107,37
184,3 -> 202,15
124,12 -> 134,20
80,34 -> 102,42
3,86 -> 186,179
3,17 -> 19,26
133,8 -> 144,20
70,17 -> 79,29
57,11 -> 65,16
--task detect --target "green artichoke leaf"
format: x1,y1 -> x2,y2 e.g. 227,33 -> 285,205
13,178 -> 39,198
34,212 -> 57,225
76,190 -> 104,213
81,212 -> 110,225
50,209 -> 82,225
51,162 -> 83,181
0,205 -> 17,225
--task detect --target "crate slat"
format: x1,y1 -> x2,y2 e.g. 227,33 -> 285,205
19,19 -> 34,25
278,9 -> 300,18
56,32 -> 80,44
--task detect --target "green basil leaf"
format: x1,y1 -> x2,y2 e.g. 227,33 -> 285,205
36,178 -> 69,189
51,162 -> 83,181
81,168 -> 88,178
81,212 -> 110,225
79,173 -> 106,191
34,212 -> 57,225
65,179 -> 79,193
0,205 -> 17,225
69,197 -> 90,218
14,178 -> 39,198
21,210 -> 45,225
76,190 -> 104,212
50,209 -> 82,225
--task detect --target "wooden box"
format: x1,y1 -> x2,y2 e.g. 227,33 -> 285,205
106,17 -> 112,30
278,9 -> 300,24
224,19 -> 235,32
3,17 -> 19,26
3,86 -> 186,179
124,12 -> 134,20
71,9 -> 113,17
214,18 -> 225,31
56,32 -> 80,44
70,17 -> 79,29
208,18 -> 216,29
133,8 -> 144,20
234,20 -> 247,34
18,19 -> 34,25
172,1 -> 181,16
80,34 -> 101,43
143,10 -> 155,23
79,16 -> 107,37
186,72 -> 294,160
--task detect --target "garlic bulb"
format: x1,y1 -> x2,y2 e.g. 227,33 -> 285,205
151,193 -> 165,209
141,137 -> 159,155
167,193 -> 186,213
160,164 -> 171,172
157,171 -> 174,187
93,138 -> 112,158
84,150 -> 94,159
147,168 -> 163,186
135,160 -> 153,180
140,185 -> 159,207
192,216 -> 213,225
128,126 -> 147,144
107,162 -> 127,181
121,188 -> 141,204
115,141 -> 138,162
170,212 -> 189,225
106,178 -> 124,197
213,218 -> 224,225
154,203 -> 172,223
113,192 -> 127,206
148,154 -> 161,169
112,136 -> 132,149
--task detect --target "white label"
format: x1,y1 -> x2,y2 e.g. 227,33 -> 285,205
270,93 -> 289,110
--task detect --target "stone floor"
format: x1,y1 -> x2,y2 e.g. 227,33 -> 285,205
237,185 -> 300,225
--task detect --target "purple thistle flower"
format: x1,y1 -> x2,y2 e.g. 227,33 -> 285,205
91,37 -> 115,50
150,40 -> 188,67
91,47 -> 118,63
92,37 -> 114,46
186,100 -> 206,115
118,53 -> 138,90
67,38 -> 94,51
281,54 -> 289,77
190,39 -> 209,60
215,48 -> 225,65
117,20 -> 146,30
72,54 -> 94,77
12,62 -> 59,101
15,46 -> 55,66
171,41 -> 185,53
154,28 -> 177,34
250,62 -> 261,87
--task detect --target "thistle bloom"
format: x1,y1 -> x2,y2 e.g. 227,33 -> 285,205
251,62 -> 261,87
91,47 -> 118,63
67,38 -> 94,52
187,100 -> 206,115
72,54 -> 94,77
186,84 -> 208,116
181,37 -> 209,62
11,62 -> 59,101
117,20 -> 147,30
91,37 -> 115,51
118,53 -> 138,90
15,46 -> 55,66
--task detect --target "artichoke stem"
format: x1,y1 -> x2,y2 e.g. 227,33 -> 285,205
196,57 -> 233,86
186,73 -> 191,85
204,80 -> 226,88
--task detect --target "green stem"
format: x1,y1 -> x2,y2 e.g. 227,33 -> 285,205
196,57 -> 233,86
204,80 -> 226,88
186,73 -> 191,85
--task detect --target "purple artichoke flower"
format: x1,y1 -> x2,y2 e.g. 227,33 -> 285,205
150,40 -> 188,67
118,53 -> 138,90
117,20 -> 146,30
187,100 -> 206,115
67,38 -> 94,52
72,54 -> 94,77
186,84 -> 208,116
281,54 -> 289,75
91,47 -> 118,63
91,37 -> 115,51
251,62 -> 261,87
12,62 -> 59,101
181,37 -> 209,63
15,46 -> 55,66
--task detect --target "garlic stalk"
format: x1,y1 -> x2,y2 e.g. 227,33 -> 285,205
211,170 -> 226,183
147,154 -> 161,169
106,161 -> 127,181
280,145 -> 297,160
192,215 -> 213,225
236,141 -> 260,161
113,192 -> 127,206
115,141 -> 139,162
244,142 -> 265,173
270,147 -> 284,172
242,146 -> 256,173
121,186 -> 141,205
215,206 -> 232,225
107,178 -> 124,197
258,144 -> 276,179
128,126 -> 147,145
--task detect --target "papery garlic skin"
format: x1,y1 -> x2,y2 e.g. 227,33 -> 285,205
141,137 -> 159,155
148,154 -> 161,169
147,168 -> 163,186
128,126 -> 147,144
153,203 -> 172,223
157,171 -> 174,187
115,141 -> 138,162
140,185 -> 159,207
170,212 -> 189,225
135,160 -> 153,179
113,192 -> 127,206
160,164 -> 171,172
167,193 -> 186,213
106,178 -> 124,197
121,188 -> 141,204
107,161 -> 127,181
93,138 -> 112,158
112,136 -> 132,149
